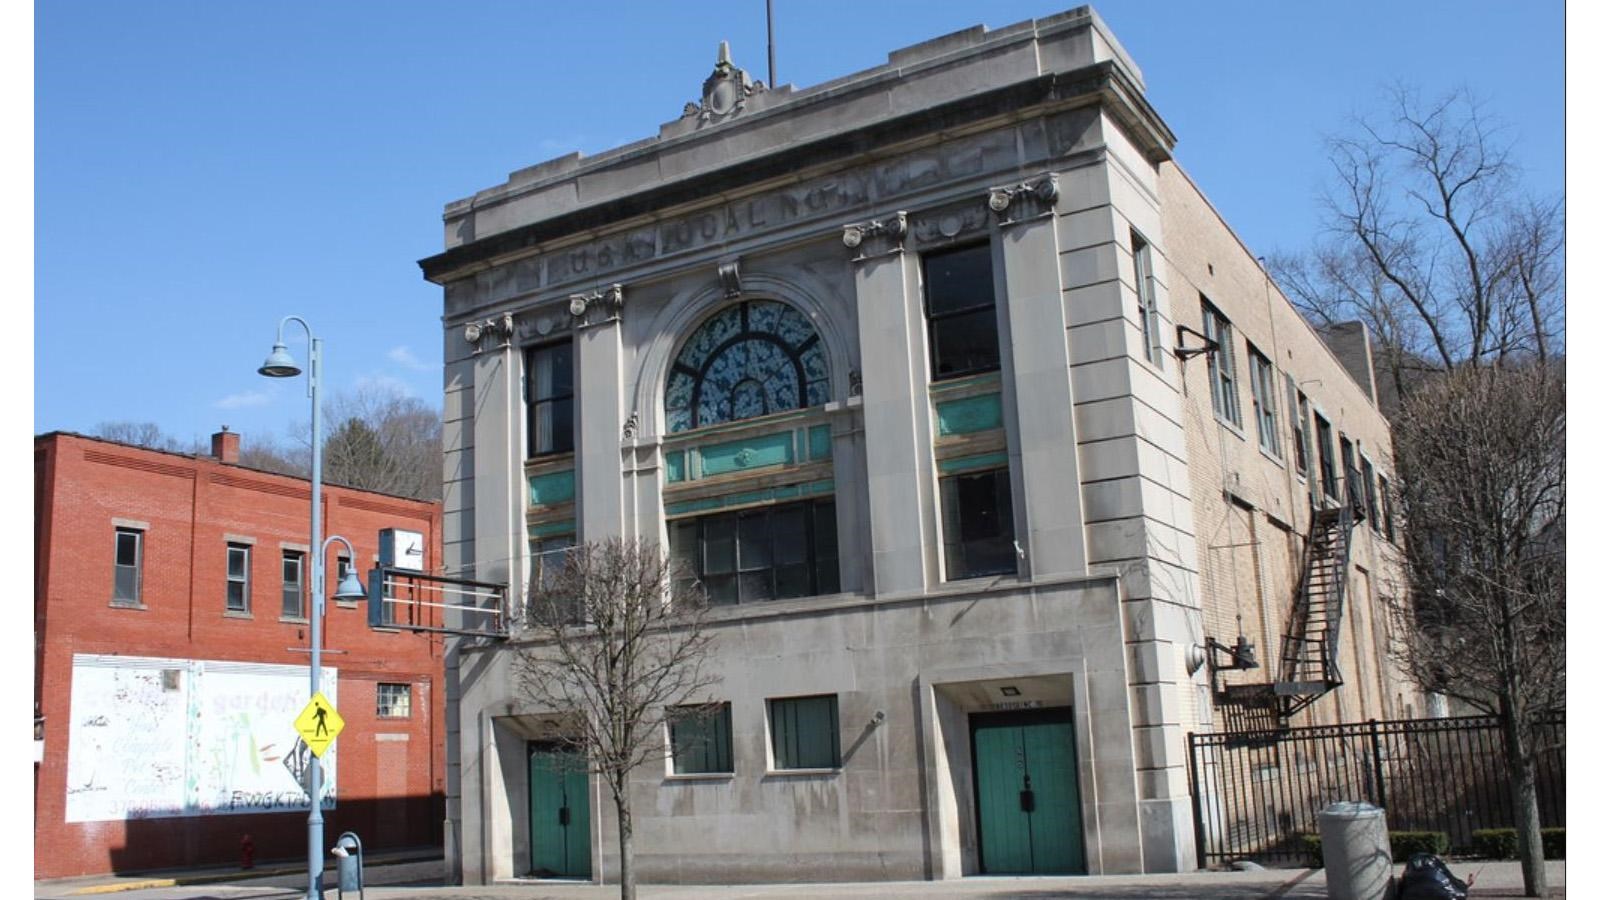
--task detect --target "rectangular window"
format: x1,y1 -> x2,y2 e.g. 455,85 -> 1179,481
940,467 -> 1016,580
1131,231 -> 1162,367
527,535 -> 578,624
1248,346 -> 1281,457
1287,376 -> 1310,475
923,242 -> 1001,381
526,342 -> 575,457
226,543 -> 251,612
1362,458 -> 1379,533
333,554 -> 353,602
113,527 -> 143,605
1340,436 -> 1364,519
1315,414 -> 1338,503
376,683 -> 411,718
530,535 -> 575,592
669,499 -> 838,606
281,551 -> 305,619
1379,475 -> 1396,542
768,695 -> 840,770
668,703 -> 733,775
1202,299 -> 1241,427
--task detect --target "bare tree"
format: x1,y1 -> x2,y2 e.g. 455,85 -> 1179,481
1387,365 -> 1563,897
237,431 -> 309,478
92,421 -> 197,452
320,386 -> 443,500
1275,86 -> 1564,404
514,538 -> 717,900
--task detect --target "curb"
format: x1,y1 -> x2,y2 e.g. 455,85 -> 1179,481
64,853 -> 443,895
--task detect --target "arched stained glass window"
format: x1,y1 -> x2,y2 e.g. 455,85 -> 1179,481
665,300 -> 830,433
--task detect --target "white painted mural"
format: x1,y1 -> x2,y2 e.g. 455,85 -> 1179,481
65,654 -> 338,822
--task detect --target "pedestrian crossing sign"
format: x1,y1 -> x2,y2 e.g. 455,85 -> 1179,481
293,691 -> 345,758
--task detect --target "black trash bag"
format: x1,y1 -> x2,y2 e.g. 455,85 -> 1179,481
1395,852 -> 1471,900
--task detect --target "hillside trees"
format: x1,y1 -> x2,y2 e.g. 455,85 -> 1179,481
89,383 -> 443,501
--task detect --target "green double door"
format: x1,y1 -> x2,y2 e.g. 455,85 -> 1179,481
970,708 -> 1086,874
527,745 -> 591,878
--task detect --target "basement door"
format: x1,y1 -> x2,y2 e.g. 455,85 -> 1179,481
527,744 -> 591,878
970,708 -> 1086,874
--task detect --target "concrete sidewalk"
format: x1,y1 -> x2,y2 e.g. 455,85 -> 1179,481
36,859 -> 1565,900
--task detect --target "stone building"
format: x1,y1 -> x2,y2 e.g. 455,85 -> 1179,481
419,7 -> 1417,884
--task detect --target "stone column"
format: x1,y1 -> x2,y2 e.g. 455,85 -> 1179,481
994,178 -> 1089,578
468,318 -> 524,608
573,285 -> 627,541
846,215 -> 938,595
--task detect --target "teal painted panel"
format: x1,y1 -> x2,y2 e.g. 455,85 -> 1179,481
666,451 -> 687,483
807,425 -> 832,461
700,432 -> 793,477
974,724 -> 1030,873
1024,720 -> 1085,874
665,497 -> 723,517
937,393 -> 1003,437
664,479 -> 836,517
529,470 -> 576,506
529,519 -> 577,539
938,452 -> 1010,475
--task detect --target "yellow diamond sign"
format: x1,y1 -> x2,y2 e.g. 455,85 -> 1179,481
293,692 -> 345,758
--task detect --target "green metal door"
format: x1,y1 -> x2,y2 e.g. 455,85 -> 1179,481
528,744 -> 591,878
971,708 -> 1085,874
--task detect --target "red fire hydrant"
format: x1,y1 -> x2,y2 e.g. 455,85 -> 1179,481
240,833 -> 255,870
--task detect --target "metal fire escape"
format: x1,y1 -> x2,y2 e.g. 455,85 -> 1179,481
1211,490 -> 1360,731
1273,500 -> 1356,716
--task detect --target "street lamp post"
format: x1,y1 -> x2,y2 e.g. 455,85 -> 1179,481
260,317 -> 364,900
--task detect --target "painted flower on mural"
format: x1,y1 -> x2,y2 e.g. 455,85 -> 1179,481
665,300 -> 830,433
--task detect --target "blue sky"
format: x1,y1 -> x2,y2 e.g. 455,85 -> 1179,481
33,1 -> 1566,448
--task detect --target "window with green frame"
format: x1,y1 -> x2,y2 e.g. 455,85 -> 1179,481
768,694 -> 840,770
668,703 -> 733,775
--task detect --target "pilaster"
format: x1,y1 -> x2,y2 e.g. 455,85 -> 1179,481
847,215 -> 938,595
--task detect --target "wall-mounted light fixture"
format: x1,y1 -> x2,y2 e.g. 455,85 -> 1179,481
1206,634 -> 1260,672
1175,324 -> 1218,360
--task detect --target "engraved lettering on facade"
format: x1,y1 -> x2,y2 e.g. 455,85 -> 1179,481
450,127 -> 1027,317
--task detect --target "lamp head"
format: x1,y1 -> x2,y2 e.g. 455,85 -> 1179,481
258,343 -> 301,378
333,569 -> 366,601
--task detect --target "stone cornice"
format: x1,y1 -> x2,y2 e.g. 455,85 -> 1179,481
418,63 -> 1174,285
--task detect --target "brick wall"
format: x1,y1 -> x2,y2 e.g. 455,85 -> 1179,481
33,433 -> 447,878
1157,164 -> 1420,728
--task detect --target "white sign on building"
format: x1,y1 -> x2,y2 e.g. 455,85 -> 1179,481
65,655 -> 337,822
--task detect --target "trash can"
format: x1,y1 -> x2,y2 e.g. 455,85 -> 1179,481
330,831 -> 363,899
1317,801 -> 1391,900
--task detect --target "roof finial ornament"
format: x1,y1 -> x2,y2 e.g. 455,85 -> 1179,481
682,40 -> 766,124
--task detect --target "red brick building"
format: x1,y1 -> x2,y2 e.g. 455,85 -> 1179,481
34,431 -> 446,878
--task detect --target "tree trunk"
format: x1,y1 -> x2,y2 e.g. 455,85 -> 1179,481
1503,713 -> 1547,897
615,792 -> 635,900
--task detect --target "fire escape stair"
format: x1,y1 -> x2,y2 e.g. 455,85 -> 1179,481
1212,502 -> 1355,731
1273,503 -> 1354,719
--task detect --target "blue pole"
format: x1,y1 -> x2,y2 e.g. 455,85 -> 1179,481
307,334 -> 324,900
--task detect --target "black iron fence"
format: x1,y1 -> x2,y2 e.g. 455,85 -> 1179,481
1188,714 -> 1565,868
